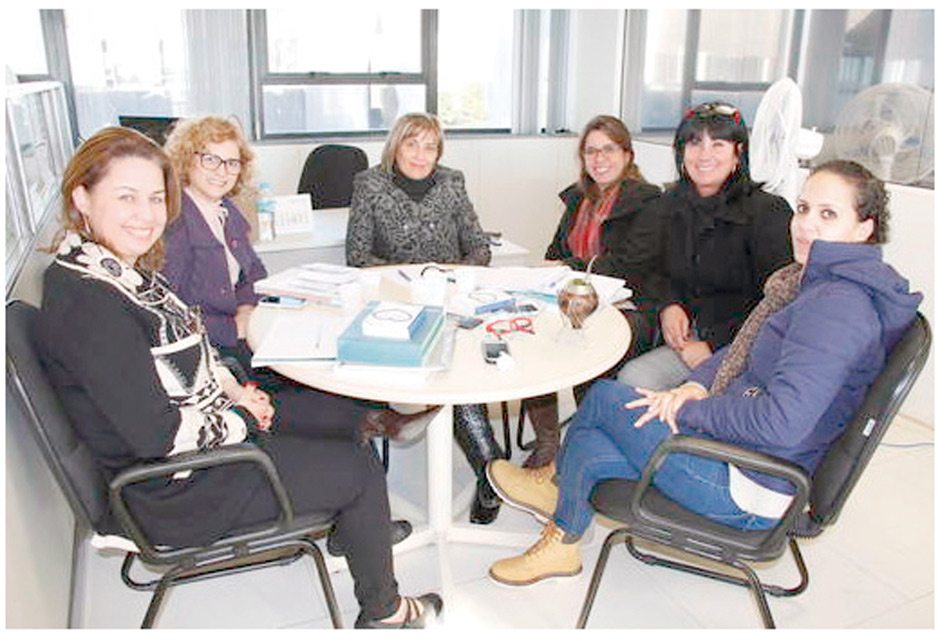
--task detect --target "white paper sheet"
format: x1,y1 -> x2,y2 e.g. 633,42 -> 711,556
250,312 -> 347,366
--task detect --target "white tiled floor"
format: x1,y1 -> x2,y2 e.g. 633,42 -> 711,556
72,399 -> 934,629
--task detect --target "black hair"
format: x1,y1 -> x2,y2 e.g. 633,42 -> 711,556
809,159 -> 890,244
673,101 -> 751,189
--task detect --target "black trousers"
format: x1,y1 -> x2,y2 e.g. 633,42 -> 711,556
218,340 -> 399,621
230,411 -> 400,621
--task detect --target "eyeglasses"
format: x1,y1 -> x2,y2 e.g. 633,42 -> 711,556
684,102 -> 742,125
583,144 -> 623,159
485,317 -> 534,338
195,152 -> 242,174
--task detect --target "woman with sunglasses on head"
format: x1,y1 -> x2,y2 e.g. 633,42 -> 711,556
484,159 -> 921,587
615,102 -> 794,391
521,115 -> 662,470
38,126 -> 443,627
161,116 -> 432,553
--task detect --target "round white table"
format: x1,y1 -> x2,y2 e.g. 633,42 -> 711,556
247,281 -> 631,553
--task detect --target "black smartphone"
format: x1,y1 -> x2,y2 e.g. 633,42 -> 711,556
482,340 -> 509,364
258,295 -> 306,309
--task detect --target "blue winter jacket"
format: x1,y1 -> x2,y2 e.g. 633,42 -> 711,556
678,240 -> 922,492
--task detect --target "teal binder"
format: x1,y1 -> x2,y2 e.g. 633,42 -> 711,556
337,302 -> 445,366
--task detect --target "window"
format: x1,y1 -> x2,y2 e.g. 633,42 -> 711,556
437,8 -> 514,130
254,9 -> 430,137
638,9 -> 794,131
253,9 -> 519,137
63,10 -> 251,141
5,8 -> 48,78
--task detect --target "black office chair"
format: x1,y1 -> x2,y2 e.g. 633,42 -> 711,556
5,300 -> 344,628
297,144 -> 368,210
577,312 -> 931,629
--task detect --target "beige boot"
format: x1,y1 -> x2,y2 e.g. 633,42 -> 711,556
486,459 -> 558,521
488,522 -> 581,586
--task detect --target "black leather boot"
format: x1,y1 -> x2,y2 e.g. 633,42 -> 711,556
453,403 -> 504,525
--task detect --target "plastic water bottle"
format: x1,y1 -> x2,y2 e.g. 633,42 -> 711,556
256,181 -> 275,242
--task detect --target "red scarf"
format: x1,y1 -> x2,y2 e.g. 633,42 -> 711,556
567,185 -> 619,260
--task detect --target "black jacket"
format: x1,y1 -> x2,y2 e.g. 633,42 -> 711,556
646,179 -> 793,350
545,179 -> 661,297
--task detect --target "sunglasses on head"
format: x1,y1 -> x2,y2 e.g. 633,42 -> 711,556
684,103 -> 742,125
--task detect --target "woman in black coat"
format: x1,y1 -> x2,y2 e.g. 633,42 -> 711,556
523,115 -> 661,469
617,102 -> 793,390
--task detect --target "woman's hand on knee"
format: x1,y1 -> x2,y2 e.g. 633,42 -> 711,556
624,384 -> 707,432
237,386 -> 275,431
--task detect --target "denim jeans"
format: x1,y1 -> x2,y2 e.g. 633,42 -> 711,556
553,380 -> 778,537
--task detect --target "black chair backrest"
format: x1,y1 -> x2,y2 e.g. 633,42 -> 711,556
5,300 -> 112,533
296,144 -> 368,209
808,312 -> 931,527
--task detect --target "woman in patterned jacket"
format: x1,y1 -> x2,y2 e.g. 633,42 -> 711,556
38,126 -> 441,628
346,113 -> 509,526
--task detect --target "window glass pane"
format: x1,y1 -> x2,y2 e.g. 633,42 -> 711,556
641,10 -> 687,129
262,84 -> 426,135
5,9 -> 48,76
697,10 -> 789,83
66,11 -> 186,138
437,9 -> 514,129
882,9 -> 934,89
266,9 -> 421,74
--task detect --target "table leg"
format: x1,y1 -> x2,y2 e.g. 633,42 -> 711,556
425,404 -> 454,534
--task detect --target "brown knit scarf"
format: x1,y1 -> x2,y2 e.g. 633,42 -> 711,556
709,262 -> 803,395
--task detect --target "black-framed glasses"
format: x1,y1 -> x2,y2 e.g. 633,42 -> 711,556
684,102 -> 742,124
195,152 -> 242,174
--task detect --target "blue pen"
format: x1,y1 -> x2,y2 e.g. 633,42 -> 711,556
398,269 -> 412,282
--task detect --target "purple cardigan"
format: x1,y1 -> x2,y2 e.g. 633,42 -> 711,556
163,192 -> 267,348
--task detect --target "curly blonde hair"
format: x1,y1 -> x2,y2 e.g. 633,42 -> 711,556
163,115 -> 255,198
51,126 -> 181,271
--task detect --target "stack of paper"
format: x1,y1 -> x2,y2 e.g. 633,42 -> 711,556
255,263 -> 360,306
449,288 -> 516,317
250,312 -> 346,366
475,265 -> 630,305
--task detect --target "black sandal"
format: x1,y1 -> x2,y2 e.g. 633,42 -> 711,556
354,593 -> 443,629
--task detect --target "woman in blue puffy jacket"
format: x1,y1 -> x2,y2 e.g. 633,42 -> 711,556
484,160 -> 922,587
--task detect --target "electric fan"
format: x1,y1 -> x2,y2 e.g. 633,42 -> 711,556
832,83 -> 934,185
751,77 -> 824,208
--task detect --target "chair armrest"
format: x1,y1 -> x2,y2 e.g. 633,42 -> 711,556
109,442 -> 293,558
630,435 -> 811,553
219,355 -> 250,384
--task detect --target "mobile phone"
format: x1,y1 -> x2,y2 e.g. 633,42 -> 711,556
258,295 -> 306,309
457,315 -> 484,330
482,340 -> 509,364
